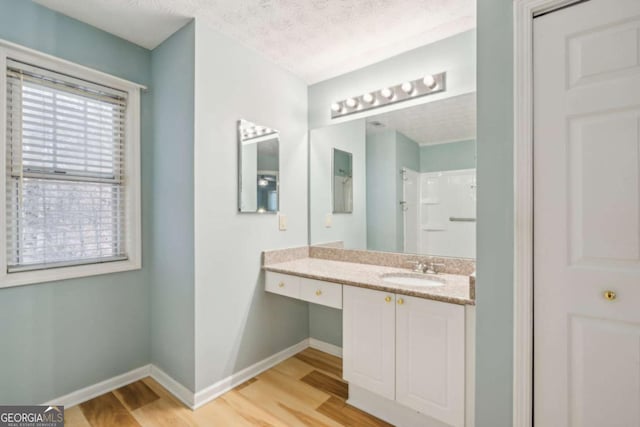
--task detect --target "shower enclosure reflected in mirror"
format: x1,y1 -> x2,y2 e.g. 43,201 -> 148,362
332,148 -> 353,213
238,119 -> 279,213
309,93 -> 477,258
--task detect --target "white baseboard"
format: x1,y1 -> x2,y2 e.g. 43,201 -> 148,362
192,338 -> 309,409
41,337 -> 341,411
308,338 -> 342,357
44,365 -> 151,408
149,365 -> 196,409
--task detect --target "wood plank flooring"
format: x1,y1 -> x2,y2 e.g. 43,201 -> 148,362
65,348 -> 393,427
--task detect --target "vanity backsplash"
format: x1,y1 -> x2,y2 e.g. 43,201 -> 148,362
264,245 -> 475,276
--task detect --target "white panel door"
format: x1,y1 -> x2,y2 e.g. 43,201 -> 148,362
396,295 -> 465,427
343,286 -> 396,400
534,1 -> 640,426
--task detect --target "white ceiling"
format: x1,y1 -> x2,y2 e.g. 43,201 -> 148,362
34,0 -> 475,84
366,92 -> 476,145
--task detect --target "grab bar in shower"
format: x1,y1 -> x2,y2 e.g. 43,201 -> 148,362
449,217 -> 476,222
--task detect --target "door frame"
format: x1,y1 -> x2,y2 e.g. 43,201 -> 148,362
512,1 -> 587,426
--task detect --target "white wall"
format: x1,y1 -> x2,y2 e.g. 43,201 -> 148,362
193,20 -> 310,392
310,120 -> 367,248
308,30 -> 476,129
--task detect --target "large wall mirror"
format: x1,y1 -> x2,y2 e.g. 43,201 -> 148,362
238,119 -> 280,213
309,93 -> 476,259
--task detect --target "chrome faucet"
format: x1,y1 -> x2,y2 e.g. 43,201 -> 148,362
409,260 -> 428,273
408,260 -> 446,274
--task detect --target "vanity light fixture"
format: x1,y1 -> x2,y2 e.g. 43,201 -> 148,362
362,92 -> 375,104
423,74 -> 437,89
401,81 -> 414,94
380,87 -> 395,100
330,71 -> 446,119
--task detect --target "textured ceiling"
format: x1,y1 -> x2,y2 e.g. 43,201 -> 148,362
366,92 -> 476,145
34,0 -> 475,84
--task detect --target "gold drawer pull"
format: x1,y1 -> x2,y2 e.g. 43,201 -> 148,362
603,290 -> 616,301
316,289 -> 322,296
278,282 -> 285,288
385,296 -> 392,303
397,298 -> 404,305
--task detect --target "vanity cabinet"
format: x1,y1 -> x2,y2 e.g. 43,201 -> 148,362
344,286 -> 465,427
343,287 -> 396,400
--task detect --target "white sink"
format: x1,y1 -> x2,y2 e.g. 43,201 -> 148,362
381,273 -> 445,288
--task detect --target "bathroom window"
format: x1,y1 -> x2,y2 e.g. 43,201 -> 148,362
0,45 -> 142,288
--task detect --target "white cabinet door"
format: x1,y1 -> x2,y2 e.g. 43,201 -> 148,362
343,286 -> 396,400
534,1 -> 640,425
396,295 -> 465,427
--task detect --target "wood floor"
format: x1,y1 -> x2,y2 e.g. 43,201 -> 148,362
65,348 -> 393,427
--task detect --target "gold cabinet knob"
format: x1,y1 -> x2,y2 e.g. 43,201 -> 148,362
603,290 -> 616,301
385,296 -> 392,303
315,289 -> 322,296
278,282 -> 285,288
397,298 -> 404,305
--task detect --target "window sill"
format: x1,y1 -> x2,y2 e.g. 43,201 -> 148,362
0,258 -> 141,289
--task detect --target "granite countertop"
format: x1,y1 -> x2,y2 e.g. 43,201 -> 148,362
263,257 -> 474,306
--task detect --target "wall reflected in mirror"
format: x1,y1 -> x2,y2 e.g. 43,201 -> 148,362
309,93 -> 476,258
333,148 -> 353,213
238,119 -> 279,213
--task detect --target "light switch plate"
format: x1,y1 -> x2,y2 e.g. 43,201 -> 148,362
278,214 -> 287,231
325,213 -> 332,228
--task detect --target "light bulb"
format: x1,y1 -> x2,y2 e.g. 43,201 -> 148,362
345,98 -> 358,108
380,87 -> 394,100
423,74 -> 437,89
401,81 -> 414,94
362,92 -> 375,104
331,102 -> 343,113
258,179 -> 268,187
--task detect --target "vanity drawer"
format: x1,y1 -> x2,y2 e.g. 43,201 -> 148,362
300,277 -> 343,309
265,272 -> 300,299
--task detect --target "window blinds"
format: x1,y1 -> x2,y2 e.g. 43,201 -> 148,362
5,59 -> 129,272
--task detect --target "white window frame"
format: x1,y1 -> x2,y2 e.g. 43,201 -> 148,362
0,39 -> 144,288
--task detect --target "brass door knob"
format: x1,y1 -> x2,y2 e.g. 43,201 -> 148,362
397,298 -> 404,305
603,290 -> 616,301
385,296 -> 392,303
278,282 -> 285,288
315,290 -> 322,296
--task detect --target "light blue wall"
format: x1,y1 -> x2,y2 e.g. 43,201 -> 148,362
309,305 -> 342,347
420,139 -> 477,173
150,21 -> 196,391
476,1 -> 514,426
0,0 -> 152,404
193,20 -> 310,392
366,130 -> 397,252
365,130 -> 420,253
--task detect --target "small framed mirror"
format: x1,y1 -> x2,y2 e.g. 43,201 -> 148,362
238,119 -> 280,213
332,148 -> 353,213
